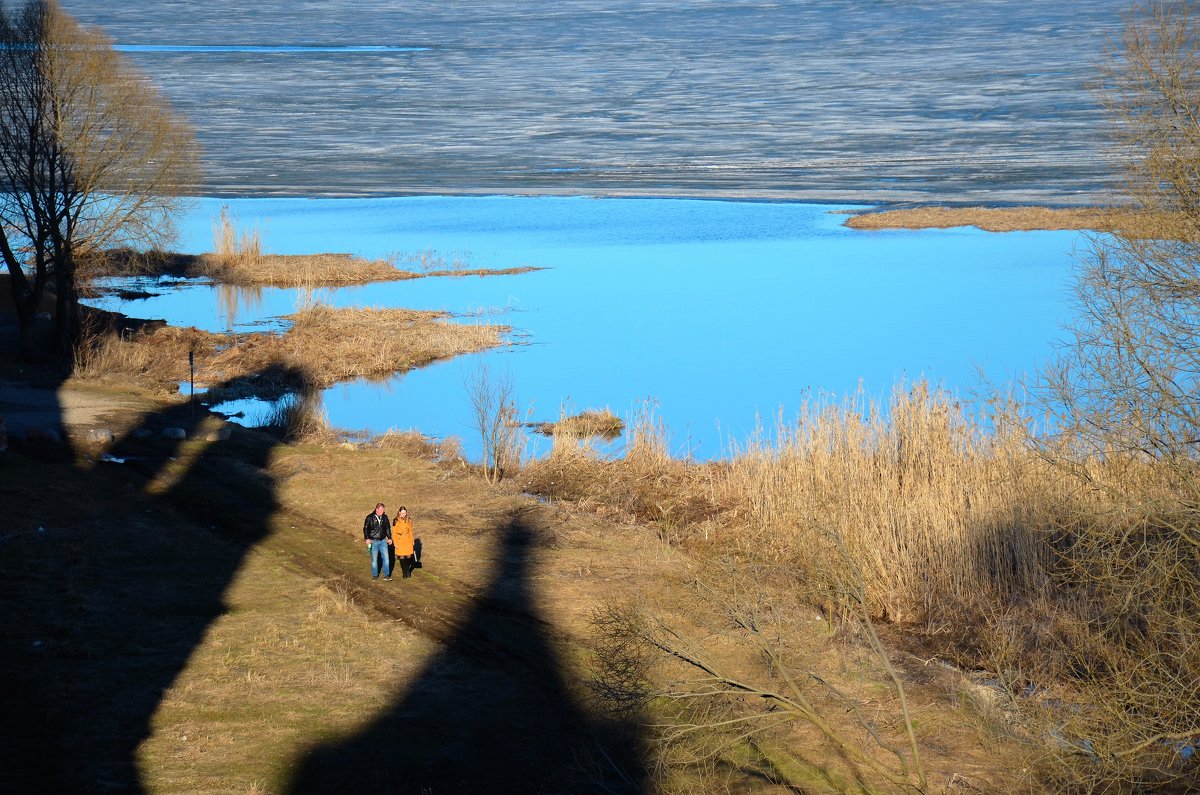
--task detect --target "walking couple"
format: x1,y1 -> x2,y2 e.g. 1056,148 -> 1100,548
362,502 -> 418,581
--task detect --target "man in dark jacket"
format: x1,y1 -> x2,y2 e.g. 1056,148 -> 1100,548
363,502 -> 393,580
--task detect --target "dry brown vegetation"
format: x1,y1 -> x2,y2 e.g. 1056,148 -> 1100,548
516,378 -> 1200,791
524,384 -> 1056,626
74,303 -> 508,400
82,208 -> 541,289
842,205 -> 1179,234
4,378 -> 1035,792
530,407 -> 625,440
86,246 -> 541,288
845,205 -> 1112,232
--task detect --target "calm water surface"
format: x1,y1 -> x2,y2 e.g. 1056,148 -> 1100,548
89,197 -> 1082,459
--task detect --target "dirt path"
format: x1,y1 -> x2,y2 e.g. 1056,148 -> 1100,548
0,379 -> 154,434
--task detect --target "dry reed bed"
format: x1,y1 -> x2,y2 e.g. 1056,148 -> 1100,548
521,407 -> 724,531
846,205 -> 1112,232
844,205 -> 1180,235
715,384 -> 1067,625
523,383 -> 1200,788
86,248 -> 541,288
77,303 -> 507,398
201,253 -> 542,287
849,204 -> 1185,237
529,408 -> 625,439
200,252 -> 406,286
521,385 -> 1069,624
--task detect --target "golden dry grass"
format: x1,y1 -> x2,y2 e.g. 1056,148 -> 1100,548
202,253 -> 540,287
86,248 -> 542,288
530,408 -> 625,439
75,303 -> 508,399
516,379 -> 1200,790
192,208 -> 542,287
519,384 -> 1064,625
715,383 -> 1062,625
202,252 -> 407,287
843,205 -> 1174,234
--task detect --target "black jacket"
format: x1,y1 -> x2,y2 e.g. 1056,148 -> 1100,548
363,512 -> 392,541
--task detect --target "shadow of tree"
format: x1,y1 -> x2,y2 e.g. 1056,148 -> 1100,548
0,356 -> 302,792
288,514 -> 648,794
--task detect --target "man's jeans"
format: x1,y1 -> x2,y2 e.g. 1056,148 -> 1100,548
369,539 -> 392,578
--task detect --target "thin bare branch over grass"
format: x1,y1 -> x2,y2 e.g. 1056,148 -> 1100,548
590,560 -> 927,794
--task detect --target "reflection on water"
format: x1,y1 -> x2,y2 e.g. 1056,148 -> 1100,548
216,284 -> 263,331
88,196 -> 1083,461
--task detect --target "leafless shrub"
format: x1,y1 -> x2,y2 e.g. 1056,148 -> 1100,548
530,408 -> 624,440
465,362 -> 521,484
1001,3 -> 1200,789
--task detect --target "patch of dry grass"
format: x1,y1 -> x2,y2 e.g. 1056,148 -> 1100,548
371,428 -> 464,463
76,304 -> 508,401
203,252 -> 407,287
530,408 -> 624,440
844,205 -> 1173,234
214,304 -> 506,390
521,404 -> 723,534
716,383 -> 1062,625
86,247 -> 542,288
81,210 -> 540,290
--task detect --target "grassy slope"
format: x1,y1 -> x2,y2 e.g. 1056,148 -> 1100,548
0,374 -> 1032,793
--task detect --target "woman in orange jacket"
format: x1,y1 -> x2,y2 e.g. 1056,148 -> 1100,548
392,506 -> 417,578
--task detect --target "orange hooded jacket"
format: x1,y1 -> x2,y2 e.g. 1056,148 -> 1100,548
392,514 -> 415,557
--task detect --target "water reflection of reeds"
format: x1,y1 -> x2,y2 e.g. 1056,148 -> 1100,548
216,284 -> 263,331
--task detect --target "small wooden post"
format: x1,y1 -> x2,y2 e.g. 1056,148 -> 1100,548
189,350 -> 195,416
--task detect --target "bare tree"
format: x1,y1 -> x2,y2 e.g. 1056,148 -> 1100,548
465,361 -> 520,484
1027,2 -> 1200,788
1047,1 -> 1200,479
0,0 -> 198,360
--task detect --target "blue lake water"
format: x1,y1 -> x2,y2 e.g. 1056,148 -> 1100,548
88,197 -> 1082,459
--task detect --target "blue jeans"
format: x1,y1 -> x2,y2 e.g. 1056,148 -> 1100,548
369,539 -> 392,578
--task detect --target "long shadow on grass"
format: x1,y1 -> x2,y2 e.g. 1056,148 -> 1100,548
0,313 -> 77,790
287,513 -> 648,794
1,356 -> 303,792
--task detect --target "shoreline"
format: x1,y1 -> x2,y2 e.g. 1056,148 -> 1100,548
175,191 -> 1123,233
179,186 -> 1111,208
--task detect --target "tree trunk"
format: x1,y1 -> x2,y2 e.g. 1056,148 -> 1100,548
5,266 -> 42,362
52,251 -> 78,362
15,300 -> 37,361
